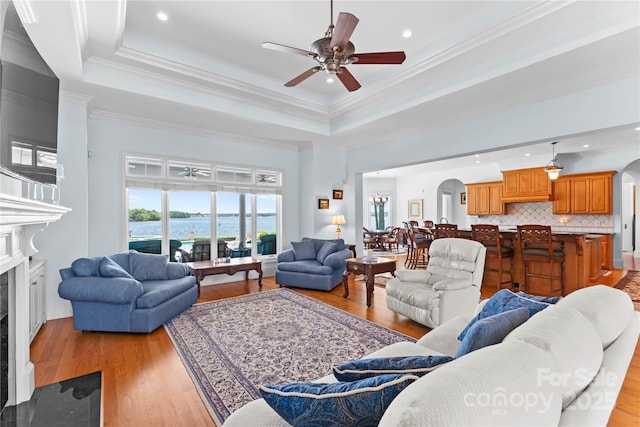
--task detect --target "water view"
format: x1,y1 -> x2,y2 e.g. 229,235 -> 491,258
129,214 -> 277,240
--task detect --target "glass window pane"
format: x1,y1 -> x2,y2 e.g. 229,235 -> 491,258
256,194 -> 277,255
11,143 -> 32,165
127,158 -> 162,177
36,149 -> 56,168
168,191 -> 211,262
168,163 -> 211,180
369,194 -> 390,230
128,188 -> 163,254
217,192 -> 252,258
216,168 -> 252,184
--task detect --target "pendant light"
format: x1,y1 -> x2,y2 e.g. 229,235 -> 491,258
543,141 -> 563,180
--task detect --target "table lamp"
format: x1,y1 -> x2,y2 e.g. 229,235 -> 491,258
330,214 -> 346,239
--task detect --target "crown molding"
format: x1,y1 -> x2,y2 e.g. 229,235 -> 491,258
70,0 -> 90,62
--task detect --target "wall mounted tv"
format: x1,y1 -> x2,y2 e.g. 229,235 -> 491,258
0,2 -> 59,186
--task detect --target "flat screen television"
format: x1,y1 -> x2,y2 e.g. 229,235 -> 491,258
0,2 -> 59,186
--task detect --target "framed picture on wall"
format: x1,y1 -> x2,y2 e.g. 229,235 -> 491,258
318,198 -> 330,209
332,190 -> 343,200
460,192 -> 467,205
408,199 -> 423,219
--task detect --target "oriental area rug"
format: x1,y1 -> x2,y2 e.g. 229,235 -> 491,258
164,288 -> 414,426
614,270 -> 640,304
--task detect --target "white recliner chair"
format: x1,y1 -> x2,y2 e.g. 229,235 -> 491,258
385,238 -> 486,329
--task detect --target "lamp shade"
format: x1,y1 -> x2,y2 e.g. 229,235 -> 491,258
330,214 -> 346,225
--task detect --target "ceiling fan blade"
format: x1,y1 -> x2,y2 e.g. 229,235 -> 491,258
284,67 -> 323,87
351,51 -> 406,64
330,12 -> 359,51
262,42 -> 315,58
337,67 -> 361,92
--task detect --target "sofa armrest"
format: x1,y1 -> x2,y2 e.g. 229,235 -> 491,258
323,248 -> 352,269
277,249 -> 295,263
415,315 -> 471,356
58,276 -> 144,304
432,278 -> 472,292
59,267 -> 75,280
167,263 -> 191,279
395,270 -> 431,283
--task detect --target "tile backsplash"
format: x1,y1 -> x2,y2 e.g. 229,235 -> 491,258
472,202 -> 614,234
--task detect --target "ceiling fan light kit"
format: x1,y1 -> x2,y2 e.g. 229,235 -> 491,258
262,0 -> 406,92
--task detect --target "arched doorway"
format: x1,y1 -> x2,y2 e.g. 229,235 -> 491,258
621,159 -> 639,259
436,179 -> 466,226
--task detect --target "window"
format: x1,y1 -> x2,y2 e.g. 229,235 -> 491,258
125,155 -> 282,261
369,193 -> 391,230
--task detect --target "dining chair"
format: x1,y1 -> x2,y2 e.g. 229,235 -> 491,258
517,225 -> 565,296
423,220 -> 434,229
471,224 -> 513,290
405,226 -> 431,269
363,227 -> 375,249
381,226 -> 400,252
433,223 -> 458,239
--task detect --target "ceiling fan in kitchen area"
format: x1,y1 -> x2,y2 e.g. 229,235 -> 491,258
262,0 -> 406,92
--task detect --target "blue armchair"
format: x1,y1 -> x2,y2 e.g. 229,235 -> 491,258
58,250 -> 197,333
275,238 -> 352,291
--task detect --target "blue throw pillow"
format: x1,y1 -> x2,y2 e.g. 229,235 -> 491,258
71,257 -> 102,277
316,241 -> 338,264
333,355 -> 454,382
516,291 -> 562,304
260,374 -> 418,427
129,251 -> 169,281
455,307 -> 530,357
99,256 -> 133,279
458,289 -> 550,342
291,240 -> 316,261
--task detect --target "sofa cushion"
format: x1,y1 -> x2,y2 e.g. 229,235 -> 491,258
303,237 -> 347,253
129,252 -> 169,281
455,307 -> 529,357
71,257 -> 102,277
291,240 -> 316,260
276,260 -> 333,275
260,374 -> 418,427
99,257 -> 134,279
557,284 -> 634,348
315,241 -> 338,264
504,305 -> 603,409
379,341 -> 562,426
333,355 -> 454,382
458,289 -> 551,341
136,276 -> 195,309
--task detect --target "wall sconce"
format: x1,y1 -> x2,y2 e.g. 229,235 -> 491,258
330,214 -> 346,239
543,141 -> 564,180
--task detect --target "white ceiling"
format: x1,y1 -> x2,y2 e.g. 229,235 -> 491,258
12,0 -> 640,174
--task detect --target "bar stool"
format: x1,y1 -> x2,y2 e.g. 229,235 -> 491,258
471,224 -> 513,290
433,223 -> 458,239
405,226 -> 431,269
517,225 -> 565,296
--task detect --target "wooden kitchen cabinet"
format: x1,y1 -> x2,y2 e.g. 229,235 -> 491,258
501,167 -> 552,202
466,181 -> 505,215
552,177 -> 571,214
553,171 -> 615,214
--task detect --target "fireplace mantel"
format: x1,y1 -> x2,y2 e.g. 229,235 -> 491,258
0,193 -> 70,406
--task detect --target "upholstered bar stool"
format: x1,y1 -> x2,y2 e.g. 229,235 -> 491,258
405,226 -> 431,269
517,225 -> 565,296
471,224 -> 513,290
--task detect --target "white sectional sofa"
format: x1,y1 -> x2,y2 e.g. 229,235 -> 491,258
224,285 -> 639,426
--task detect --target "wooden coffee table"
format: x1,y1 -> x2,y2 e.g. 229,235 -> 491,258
186,257 -> 263,296
342,257 -> 396,307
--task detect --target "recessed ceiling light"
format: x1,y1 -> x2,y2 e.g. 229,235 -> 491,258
583,144 -> 590,148
635,126 -> 640,131
157,12 -> 168,21
326,78 -> 334,84
475,160 -> 480,164
402,30 -> 412,38
474,154 -> 480,158
525,153 -> 531,157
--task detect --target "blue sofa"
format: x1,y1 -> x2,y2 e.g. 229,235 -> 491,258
58,250 -> 198,333
275,238 -> 353,291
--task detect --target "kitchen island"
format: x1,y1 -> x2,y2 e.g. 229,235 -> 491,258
458,228 -> 609,296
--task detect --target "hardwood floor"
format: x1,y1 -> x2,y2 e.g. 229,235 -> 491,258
30,254 -> 640,426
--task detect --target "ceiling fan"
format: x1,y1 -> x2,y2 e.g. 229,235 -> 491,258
262,0 -> 406,92
179,167 -> 210,178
